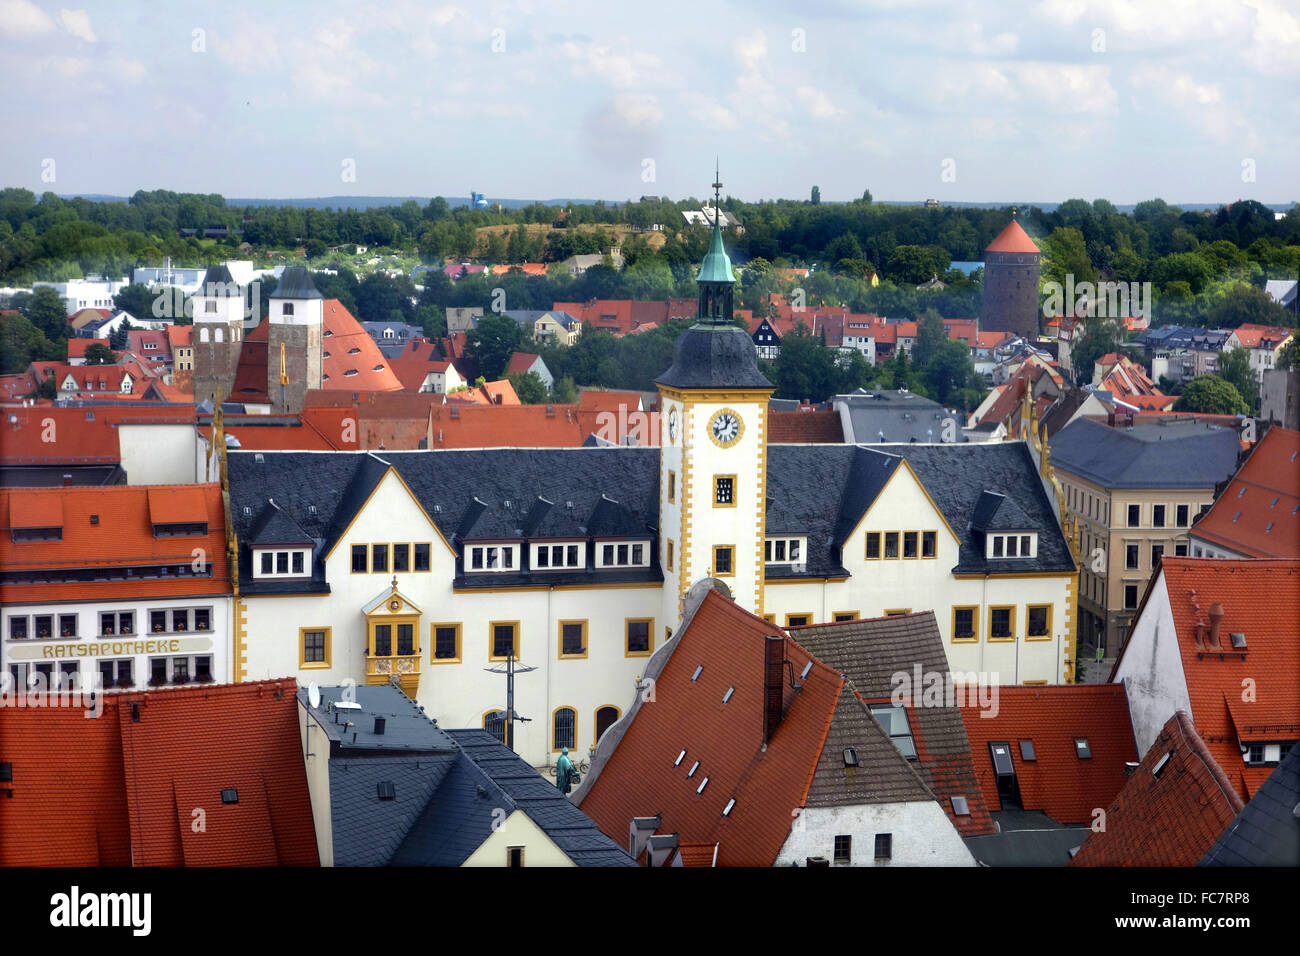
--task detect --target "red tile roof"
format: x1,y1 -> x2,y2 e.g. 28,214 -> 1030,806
0,405 -> 121,464
577,390 -> 643,414
985,220 -> 1040,254
0,483 -> 230,604
0,371 -> 37,399
1070,712 -> 1243,866
1190,427 -> 1299,559
201,407 -> 362,452
505,352 -> 541,376
579,590 -> 844,866
959,684 -> 1138,824
1143,558 -> 1300,800
1230,323 -> 1292,349
0,680 -> 318,866
166,324 -> 194,349
768,408 -> 844,443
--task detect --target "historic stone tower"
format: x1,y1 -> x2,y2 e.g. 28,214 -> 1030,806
266,266 -> 323,414
982,218 -> 1042,339
192,264 -> 245,406
656,168 -> 774,627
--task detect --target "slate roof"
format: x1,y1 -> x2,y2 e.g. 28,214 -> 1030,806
834,389 -> 968,443
300,684 -> 633,866
248,499 -> 314,546
1048,417 -> 1241,489
654,324 -> 774,390
273,266 -> 322,299
1071,712 -> 1243,867
793,613 -> 997,837
1201,742 -> 1300,867
227,439 -> 1073,592
960,684 -> 1138,825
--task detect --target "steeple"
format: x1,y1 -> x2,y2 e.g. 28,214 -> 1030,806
696,161 -> 736,323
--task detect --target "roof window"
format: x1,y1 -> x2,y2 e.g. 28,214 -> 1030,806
1019,740 -> 1036,761
722,798 -> 735,816
377,781 -> 396,801
1152,751 -> 1173,779
1075,738 -> 1092,760
951,796 -> 970,815
674,750 -> 686,767
842,748 -> 859,767
221,788 -> 239,804
691,665 -> 703,682
722,687 -> 734,704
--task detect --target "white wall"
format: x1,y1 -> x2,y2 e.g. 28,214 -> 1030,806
463,809 -> 575,867
299,701 -> 335,866
1112,572 -> 1191,756
774,800 -> 975,866
119,423 -> 198,485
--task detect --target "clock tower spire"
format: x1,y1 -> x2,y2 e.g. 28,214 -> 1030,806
656,165 -> 773,626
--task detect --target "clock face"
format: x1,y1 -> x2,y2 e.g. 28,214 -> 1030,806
667,407 -> 678,442
709,409 -> 743,447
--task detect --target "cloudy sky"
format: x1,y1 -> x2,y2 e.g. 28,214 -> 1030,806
2,0 -> 1297,205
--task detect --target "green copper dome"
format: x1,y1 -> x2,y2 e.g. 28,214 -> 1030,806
696,213 -> 736,284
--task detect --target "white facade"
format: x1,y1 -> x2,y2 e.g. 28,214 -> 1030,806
1110,571 -> 1191,757
118,422 -> 199,486
774,801 -> 975,867
34,277 -> 127,313
3,594 -> 232,697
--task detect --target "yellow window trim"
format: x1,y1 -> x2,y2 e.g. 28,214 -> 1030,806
951,605 -> 979,643
1026,604 -> 1053,641
413,541 -> 433,572
712,544 -> 735,578
864,531 -> 881,560
713,474 -> 738,508
350,543 -> 368,574
558,619 -> 589,660
988,605 -> 1017,643
370,542 -> 390,574
884,608 -> 911,617
666,538 -> 674,572
551,705 -> 578,753
625,617 -> 655,658
391,542 -> 412,573
594,704 -> 622,745
921,530 -> 938,559
883,531 -> 900,559
299,626 -> 332,669
429,622 -> 462,664
833,611 -> 860,622
785,612 -> 813,627
488,620 -> 520,662
902,530 -> 920,560
668,470 -> 676,504
762,613 -> 777,624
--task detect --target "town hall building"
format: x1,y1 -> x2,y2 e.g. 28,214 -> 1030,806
217,178 -> 1081,769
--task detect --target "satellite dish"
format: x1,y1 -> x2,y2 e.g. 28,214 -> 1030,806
308,682 -> 321,708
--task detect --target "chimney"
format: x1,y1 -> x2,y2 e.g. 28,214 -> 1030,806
646,833 -> 678,868
1208,603 -> 1224,649
373,716 -> 386,735
629,816 -> 660,861
763,634 -> 785,744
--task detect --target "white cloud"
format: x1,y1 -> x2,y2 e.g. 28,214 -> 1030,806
116,58 -> 146,84
0,0 -> 54,35
58,8 -> 95,42
797,85 -> 843,118
683,93 -> 740,130
613,92 -> 662,127
733,29 -> 768,73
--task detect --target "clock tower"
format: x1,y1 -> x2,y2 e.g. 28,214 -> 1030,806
656,166 -> 774,627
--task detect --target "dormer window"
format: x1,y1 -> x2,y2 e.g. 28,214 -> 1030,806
596,541 -> 650,569
764,537 -> 805,564
467,544 -> 517,572
533,541 -> 583,570
254,547 -> 310,578
987,533 -> 1036,559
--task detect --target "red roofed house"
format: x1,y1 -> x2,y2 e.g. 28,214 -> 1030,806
574,587 -> 975,866
504,351 -> 553,389
0,483 -> 234,696
0,679 -> 318,866
1189,426 -> 1299,559
1112,558 -> 1300,802
1069,711 -> 1244,866
768,406 -> 845,443
958,684 -> 1138,825
1223,323 -> 1293,385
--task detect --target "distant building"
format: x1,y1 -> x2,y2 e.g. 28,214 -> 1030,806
32,277 -> 126,313
1261,368 -> 1300,428
982,220 -> 1041,340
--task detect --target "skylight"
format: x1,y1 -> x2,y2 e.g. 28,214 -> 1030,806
951,796 -> 970,815
722,687 -> 734,704
377,781 -> 396,801
687,761 -> 699,778
843,748 -> 859,767
674,750 -> 686,766
691,665 -> 703,682
799,661 -> 812,680
722,798 -> 735,816
1152,751 -> 1172,779
697,777 -> 709,794
1075,739 -> 1092,759
221,788 -> 239,804
1019,740 -> 1036,761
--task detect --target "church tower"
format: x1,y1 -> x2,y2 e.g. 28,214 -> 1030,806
982,216 -> 1042,339
266,266 -> 323,413
192,264 -> 245,406
656,167 -> 774,627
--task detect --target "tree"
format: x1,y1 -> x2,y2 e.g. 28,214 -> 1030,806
1203,283 -> 1292,329
912,309 -> 947,369
810,186 -> 821,206
1216,345 -> 1259,414
304,238 -> 327,259
1069,318 -> 1123,385
924,339 -> 976,405
1173,375 -> 1249,415
113,283 -> 156,321
26,286 -> 67,340
84,342 -> 116,365
551,375 -> 578,404
109,318 -> 133,351
464,313 -> 523,381
507,370 -> 550,404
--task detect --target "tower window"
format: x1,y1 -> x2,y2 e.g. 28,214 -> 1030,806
283,303 -> 295,317
713,546 -> 734,576
714,475 -> 735,506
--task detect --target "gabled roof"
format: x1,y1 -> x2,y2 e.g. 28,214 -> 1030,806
0,680 -> 317,866
248,498 -> 314,546
1049,417 -> 1241,489
505,351 -> 541,376
1189,426 -> 1299,559
1229,323 -> 1292,349
1201,742 -> 1300,867
959,684 -> 1138,825
0,405 -> 121,465
1129,558 -> 1300,801
576,590 -> 845,866
985,220 -> 1040,255
768,409 -> 844,443
794,613 -> 996,837
1070,712 -> 1242,867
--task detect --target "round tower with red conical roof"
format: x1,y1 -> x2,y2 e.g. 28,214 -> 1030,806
982,217 -> 1041,339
